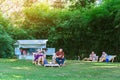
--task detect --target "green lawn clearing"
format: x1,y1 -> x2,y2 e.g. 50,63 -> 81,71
0,59 -> 120,80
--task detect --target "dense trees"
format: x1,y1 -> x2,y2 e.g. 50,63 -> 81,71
0,13 -> 13,58
0,0 -> 120,61
48,0 -> 120,60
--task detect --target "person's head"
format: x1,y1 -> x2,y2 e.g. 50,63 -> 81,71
43,48 -> 47,52
102,51 -> 106,54
91,51 -> 94,54
59,48 -> 63,52
38,49 -> 42,53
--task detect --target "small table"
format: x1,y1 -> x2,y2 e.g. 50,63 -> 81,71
44,64 -> 60,67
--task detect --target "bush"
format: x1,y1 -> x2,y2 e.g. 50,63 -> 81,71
0,13 -> 14,58
0,27 -> 13,58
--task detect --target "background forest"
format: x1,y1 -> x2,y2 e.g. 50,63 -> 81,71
0,0 -> 120,61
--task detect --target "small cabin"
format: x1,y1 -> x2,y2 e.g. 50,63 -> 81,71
14,40 -> 55,59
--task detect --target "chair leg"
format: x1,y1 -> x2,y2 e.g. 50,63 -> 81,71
112,58 -> 114,63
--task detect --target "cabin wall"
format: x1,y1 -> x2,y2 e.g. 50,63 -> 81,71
19,55 -> 33,60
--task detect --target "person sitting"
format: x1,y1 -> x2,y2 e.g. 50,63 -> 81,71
87,51 -> 98,61
37,50 -> 45,66
55,48 -> 65,66
99,51 -> 107,62
83,51 -> 98,61
42,49 -> 49,65
33,50 -> 44,66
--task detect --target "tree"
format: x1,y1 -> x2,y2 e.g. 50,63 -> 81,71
0,13 -> 13,58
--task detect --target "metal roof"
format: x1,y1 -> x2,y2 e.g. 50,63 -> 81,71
16,40 -> 48,45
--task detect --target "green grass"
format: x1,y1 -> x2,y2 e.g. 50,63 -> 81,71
0,59 -> 120,80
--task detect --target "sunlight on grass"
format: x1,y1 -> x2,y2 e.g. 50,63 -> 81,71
92,65 -> 118,68
0,59 -> 17,63
9,59 -> 17,62
91,62 -> 119,68
93,63 -> 117,65
12,75 -> 23,78
11,66 -> 30,70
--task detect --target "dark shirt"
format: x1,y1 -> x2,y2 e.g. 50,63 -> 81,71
56,51 -> 64,59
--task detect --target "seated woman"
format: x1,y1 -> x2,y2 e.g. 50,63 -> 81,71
33,50 -> 44,66
99,51 -> 107,62
37,51 -> 45,66
83,51 -> 98,61
87,51 -> 98,61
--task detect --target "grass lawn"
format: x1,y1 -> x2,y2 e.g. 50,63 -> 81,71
0,59 -> 120,80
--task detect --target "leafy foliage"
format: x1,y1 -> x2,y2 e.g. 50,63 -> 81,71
48,0 -> 120,60
0,13 -> 13,58
0,0 -> 120,60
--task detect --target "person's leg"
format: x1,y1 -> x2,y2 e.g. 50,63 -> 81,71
41,57 -> 44,65
55,58 -> 61,65
92,57 -> 96,61
34,56 -> 38,61
38,57 -> 42,66
95,56 -> 98,62
88,57 -> 92,61
101,58 -> 105,62
61,58 -> 65,65
33,54 -> 38,64
44,59 -> 48,64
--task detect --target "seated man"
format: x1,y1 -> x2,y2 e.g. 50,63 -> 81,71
55,49 -> 65,66
99,51 -> 107,62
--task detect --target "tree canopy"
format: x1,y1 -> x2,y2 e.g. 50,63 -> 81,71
0,0 -> 120,61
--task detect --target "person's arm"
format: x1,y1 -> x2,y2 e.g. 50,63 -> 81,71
89,54 -> 91,58
94,54 -> 97,57
44,54 -> 46,59
62,52 -> 64,58
55,52 -> 58,58
55,52 -> 61,58
105,53 -> 107,57
52,53 -> 56,59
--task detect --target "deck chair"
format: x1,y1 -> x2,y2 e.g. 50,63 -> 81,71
106,55 -> 116,62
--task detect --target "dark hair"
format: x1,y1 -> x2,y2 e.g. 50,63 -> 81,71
43,48 -> 47,51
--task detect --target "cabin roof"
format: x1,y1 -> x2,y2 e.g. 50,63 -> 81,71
15,40 -> 48,45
